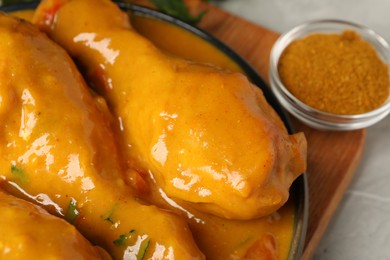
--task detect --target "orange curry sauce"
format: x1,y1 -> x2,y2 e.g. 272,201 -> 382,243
4,9 -> 297,260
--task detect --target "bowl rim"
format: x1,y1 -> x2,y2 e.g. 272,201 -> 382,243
269,19 -> 390,130
0,1 -> 309,259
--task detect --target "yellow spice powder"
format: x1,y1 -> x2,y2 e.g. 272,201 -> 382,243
278,30 -> 390,115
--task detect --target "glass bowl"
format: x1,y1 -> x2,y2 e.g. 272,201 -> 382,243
269,19 -> 390,131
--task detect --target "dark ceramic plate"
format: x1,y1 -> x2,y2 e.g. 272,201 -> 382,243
0,1 -> 308,259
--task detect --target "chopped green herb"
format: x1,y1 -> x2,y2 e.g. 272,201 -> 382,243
103,215 -> 114,224
101,205 -> 118,224
113,230 -> 136,247
139,238 -> 150,260
11,164 -> 28,184
65,198 -> 79,224
149,0 -> 207,24
113,234 -> 127,246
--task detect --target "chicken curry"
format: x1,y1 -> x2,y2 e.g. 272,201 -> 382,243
0,1 -> 307,259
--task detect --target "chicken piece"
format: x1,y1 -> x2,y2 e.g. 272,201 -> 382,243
0,190 -> 111,260
0,14 -> 203,259
33,0 -> 307,219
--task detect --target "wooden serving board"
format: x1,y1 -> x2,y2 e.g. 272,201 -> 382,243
130,1 -> 366,259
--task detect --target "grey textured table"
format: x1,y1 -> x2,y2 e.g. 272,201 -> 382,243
213,0 -> 390,259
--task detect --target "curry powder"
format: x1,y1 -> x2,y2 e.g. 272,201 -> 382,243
278,30 -> 390,115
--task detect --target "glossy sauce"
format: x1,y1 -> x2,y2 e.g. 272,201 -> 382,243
0,13 -> 203,260
0,191 -> 111,260
131,14 -> 242,72
131,16 -> 297,259
34,0 -> 306,220
8,5 -> 299,260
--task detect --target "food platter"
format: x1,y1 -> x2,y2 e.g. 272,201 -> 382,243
0,1 -> 308,259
